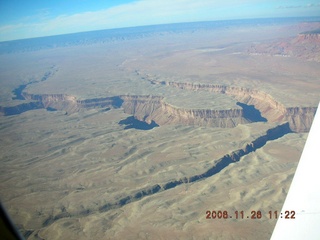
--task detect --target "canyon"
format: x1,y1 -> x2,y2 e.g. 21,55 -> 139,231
1,80 -> 315,132
0,18 -> 319,240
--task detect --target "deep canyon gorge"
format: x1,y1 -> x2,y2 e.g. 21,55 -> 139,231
0,18 -> 319,240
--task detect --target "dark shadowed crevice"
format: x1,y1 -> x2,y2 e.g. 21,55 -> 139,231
111,96 -> 124,108
3,102 -> 44,115
12,84 -> 28,100
12,69 -> 55,101
101,107 -> 111,112
98,184 -> 162,213
119,116 -> 159,130
95,123 -> 292,215
188,122 -> 291,182
236,102 -> 267,122
46,107 -> 57,112
41,122 -> 292,228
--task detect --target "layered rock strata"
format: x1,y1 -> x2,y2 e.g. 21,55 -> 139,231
1,92 -> 248,128
1,81 -> 316,132
248,31 -> 320,62
149,80 -> 317,132
21,93 -> 123,114
121,95 -> 247,128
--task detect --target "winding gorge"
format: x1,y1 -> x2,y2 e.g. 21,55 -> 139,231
0,73 -> 314,223
1,77 -> 316,133
1,19 -> 319,239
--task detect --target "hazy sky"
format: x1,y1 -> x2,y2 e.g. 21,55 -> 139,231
0,0 -> 319,42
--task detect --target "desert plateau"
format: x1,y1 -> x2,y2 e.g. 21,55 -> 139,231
0,18 -> 320,239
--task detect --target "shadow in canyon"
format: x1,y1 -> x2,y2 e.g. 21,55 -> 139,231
119,116 -> 159,130
95,122 -> 291,214
236,102 -> 267,122
12,84 -> 28,100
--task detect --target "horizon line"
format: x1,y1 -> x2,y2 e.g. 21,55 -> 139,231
1,16 -> 320,43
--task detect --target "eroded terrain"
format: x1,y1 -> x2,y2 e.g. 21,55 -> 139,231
0,18 -> 319,239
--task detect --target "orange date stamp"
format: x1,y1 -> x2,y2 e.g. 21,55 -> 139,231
205,210 -> 296,219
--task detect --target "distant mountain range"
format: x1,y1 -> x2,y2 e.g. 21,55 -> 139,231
248,23 -> 320,62
1,17 -> 319,54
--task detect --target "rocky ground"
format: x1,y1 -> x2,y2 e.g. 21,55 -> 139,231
0,19 -> 319,239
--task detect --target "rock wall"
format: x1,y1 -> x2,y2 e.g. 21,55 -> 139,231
284,107 -> 317,132
150,80 -> 317,132
248,32 -> 320,62
23,93 -> 79,113
295,33 -> 320,43
1,93 -> 246,128
21,93 -> 123,113
0,102 -> 44,116
1,82 -> 316,132
121,95 -> 247,128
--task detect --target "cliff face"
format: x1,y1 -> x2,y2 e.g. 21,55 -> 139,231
1,81 -> 316,132
20,93 -> 123,113
248,32 -> 320,62
1,93 -> 247,128
0,102 -> 44,116
150,80 -> 316,132
121,95 -> 248,128
295,33 -> 320,43
163,81 -> 286,119
284,107 -> 318,132
23,93 -> 79,113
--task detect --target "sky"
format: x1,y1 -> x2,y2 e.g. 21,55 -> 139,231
0,0 -> 319,42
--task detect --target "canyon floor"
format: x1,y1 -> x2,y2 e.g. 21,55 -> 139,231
0,18 -> 319,240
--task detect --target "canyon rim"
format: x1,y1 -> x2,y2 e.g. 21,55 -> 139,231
0,18 -> 320,240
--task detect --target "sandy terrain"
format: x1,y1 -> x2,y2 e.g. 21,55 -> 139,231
0,108 -> 306,240
0,18 -> 319,239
